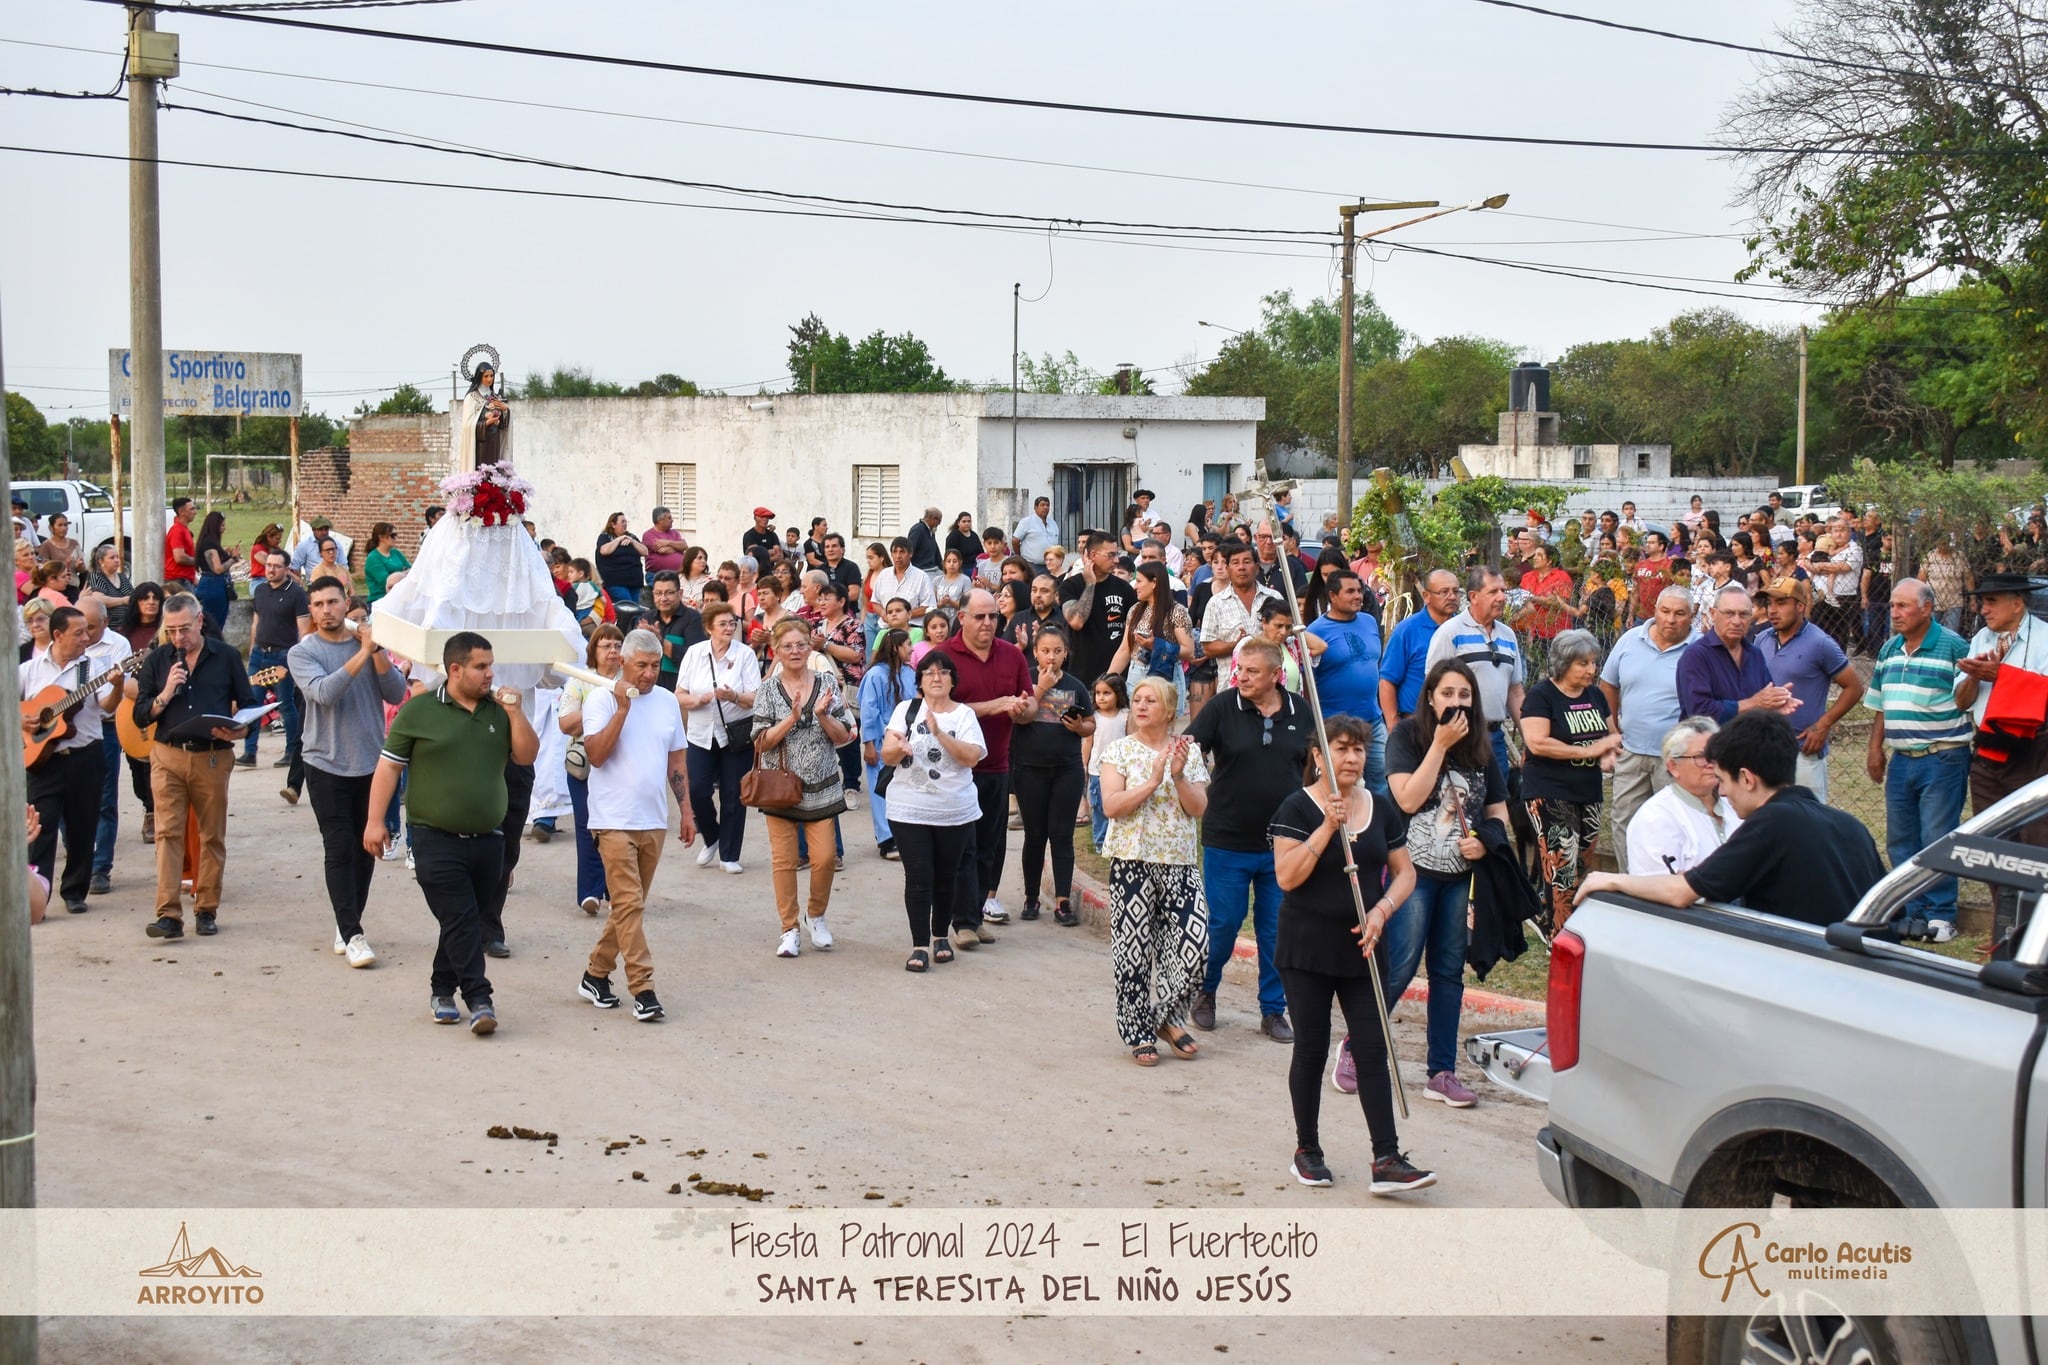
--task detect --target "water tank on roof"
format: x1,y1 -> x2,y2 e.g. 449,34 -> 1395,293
1510,361 -> 1550,414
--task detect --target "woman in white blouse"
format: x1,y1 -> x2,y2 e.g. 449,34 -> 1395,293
674,601 -> 762,872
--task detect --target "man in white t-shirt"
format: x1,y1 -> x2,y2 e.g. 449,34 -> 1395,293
871,537 -> 935,611
1626,716 -> 1742,876
578,629 -> 697,1022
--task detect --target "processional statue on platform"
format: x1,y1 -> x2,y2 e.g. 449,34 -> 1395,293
454,342 -> 512,475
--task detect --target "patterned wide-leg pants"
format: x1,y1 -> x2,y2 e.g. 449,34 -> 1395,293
1109,858 -> 1209,1049
1526,795 -> 1601,935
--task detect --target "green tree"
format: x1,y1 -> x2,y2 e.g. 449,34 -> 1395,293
4,392 -> 59,475
1184,333 -> 1302,462
1256,288 -> 1405,371
1550,339 -> 1633,445
355,383 -> 436,417
520,367 -> 626,399
788,314 -> 954,393
1808,283 -> 2016,468
1018,350 -> 1097,394
1725,0 -> 2048,441
1094,366 -> 1157,396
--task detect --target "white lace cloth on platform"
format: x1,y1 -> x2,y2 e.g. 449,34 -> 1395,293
373,517 -> 584,694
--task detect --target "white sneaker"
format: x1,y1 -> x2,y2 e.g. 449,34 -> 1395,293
804,913 -> 834,950
332,930 -> 346,955
776,928 -> 801,958
843,791 -> 858,810
981,894 -> 1009,924
404,849 -> 415,871
721,861 -> 745,875
344,935 -> 376,969
696,844 -> 718,867
1928,919 -> 1959,943
380,838 -> 402,862
578,896 -> 602,917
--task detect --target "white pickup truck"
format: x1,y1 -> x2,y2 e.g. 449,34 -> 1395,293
1534,777 -> 2048,1363
13,479 -> 174,558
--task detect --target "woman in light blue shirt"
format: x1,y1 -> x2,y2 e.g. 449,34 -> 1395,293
859,628 -> 917,861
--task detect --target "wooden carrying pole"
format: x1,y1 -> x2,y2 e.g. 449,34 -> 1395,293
1263,515 -> 1409,1118
109,413 -> 123,563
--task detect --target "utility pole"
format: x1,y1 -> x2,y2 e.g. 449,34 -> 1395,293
1010,282 -> 1020,530
0,299 -> 40,1365
128,5 -> 176,584
1795,324 -> 1809,487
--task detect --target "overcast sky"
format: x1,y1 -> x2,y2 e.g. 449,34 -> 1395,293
1,0 -> 1822,420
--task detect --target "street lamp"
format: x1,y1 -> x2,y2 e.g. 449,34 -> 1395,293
1197,321 -> 1246,337
1335,193 -> 1510,525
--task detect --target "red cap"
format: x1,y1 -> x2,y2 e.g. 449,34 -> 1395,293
753,507 -> 775,519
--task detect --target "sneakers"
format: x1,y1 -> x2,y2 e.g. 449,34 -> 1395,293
1020,899 -> 1041,921
528,823 -> 553,843
195,912 -> 217,936
632,990 -> 664,1022
579,972 -> 620,1009
146,916 -> 183,940
776,928 -> 802,958
469,1001 -> 497,1036
1928,919 -> 1960,944
431,995 -> 461,1024
1191,991 -> 1217,1031
1291,1147 -> 1334,1188
344,935 -> 376,969
696,844 -> 718,867
804,913 -> 834,950
720,861 -> 745,875
484,939 -> 510,959
404,848 -> 415,871
1425,1071 -> 1477,1108
280,785 -> 300,806
878,839 -> 900,861
89,871 -> 112,896
966,924 -> 998,944
842,790 -> 858,811
1053,900 -> 1080,927
333,931 -> 348,956
141,812 -> 155,844
1369,1152 -> 1438,1196
981,895 -> 1009,924
1331,1037 -> 1359,1095
380,839 -> 402,862
233,753 -> 256,769
579,896 -> 602,917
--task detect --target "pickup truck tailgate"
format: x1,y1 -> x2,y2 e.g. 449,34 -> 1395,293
1466,1027 -> 1550,1102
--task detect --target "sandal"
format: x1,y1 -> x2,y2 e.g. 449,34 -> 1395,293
1158,1025 -> 1200,1059
1131,1044 -> 1160,1067
1053,901 -> 1079,927
904,948 -> 930,973
932,938 -> 954,964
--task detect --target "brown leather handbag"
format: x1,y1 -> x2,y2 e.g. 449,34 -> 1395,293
740,679 -> 805,810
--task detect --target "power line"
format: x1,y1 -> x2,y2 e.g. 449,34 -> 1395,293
1459,0 -> 2026,93
0,35 -> 1754,240
74,0 -> 2009,156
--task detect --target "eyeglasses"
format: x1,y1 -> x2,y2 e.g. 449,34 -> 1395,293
962,612 -> 997,621
1679,753 -> 1715,767
1261,715 -> 1274,747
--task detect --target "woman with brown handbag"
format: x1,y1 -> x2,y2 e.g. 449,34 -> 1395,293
750,617 -> 855,958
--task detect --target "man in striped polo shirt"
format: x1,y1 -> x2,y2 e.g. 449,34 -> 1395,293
1425,566 -> 1526,779
1863,578 -> 1971,942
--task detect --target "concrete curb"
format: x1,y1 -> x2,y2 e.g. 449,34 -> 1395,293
1066,862 -> 1544,1022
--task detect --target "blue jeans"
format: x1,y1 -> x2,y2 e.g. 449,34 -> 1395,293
1489,728 -> 1512,787
566,771 -> 607,905
607,585 -> 640,607
1368,716 -> 1388,799
384,769 -> 408,842
242,645 -> 302,769
1088,775 -> 1107,849
797,819 -> 844,863
864,759 -> 894,846
1200,845 -> 1285,1018
1886,745 -> 1970,922
1384,870 -> 1471,1077
195,573 -> 230,637
93,728 -> 123,875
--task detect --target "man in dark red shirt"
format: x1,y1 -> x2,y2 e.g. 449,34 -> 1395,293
1633,530 -> 1673,623
938,587 -> 1037,942
164,497 -> 199,587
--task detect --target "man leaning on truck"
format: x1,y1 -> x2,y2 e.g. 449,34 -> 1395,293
1573,710 -> 1884,927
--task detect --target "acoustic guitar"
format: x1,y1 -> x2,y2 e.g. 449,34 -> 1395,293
22,653 -> 148,770
114,664 -> 288,761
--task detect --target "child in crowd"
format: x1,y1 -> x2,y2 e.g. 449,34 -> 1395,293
1084,674 -> 1128,850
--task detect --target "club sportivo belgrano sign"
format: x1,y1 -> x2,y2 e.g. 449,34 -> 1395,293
108,349 -> 303,418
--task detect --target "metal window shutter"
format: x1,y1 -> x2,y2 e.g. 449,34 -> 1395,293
854,465 -> 898,539
657,463 -> 697,530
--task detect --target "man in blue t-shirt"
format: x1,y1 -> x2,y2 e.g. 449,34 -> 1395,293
1307,570 -> 1385,790
1756,579 -> 1865,800
1377,568 -> 1459,728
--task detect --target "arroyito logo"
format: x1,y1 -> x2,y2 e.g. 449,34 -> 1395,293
135,1222 -> 265,1306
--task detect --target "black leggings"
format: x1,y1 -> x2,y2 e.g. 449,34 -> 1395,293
125,753 -> 154,813
894,820 -> 971,947
1012,761 -> 1084,902
1279,965 -> 1398,1160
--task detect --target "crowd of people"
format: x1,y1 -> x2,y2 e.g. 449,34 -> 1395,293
17,476 -> 2048,1198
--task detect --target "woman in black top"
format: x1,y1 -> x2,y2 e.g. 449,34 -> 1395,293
595,511 -> 649,607
1269,714 -> 1434,1195
193,510 -> 238,638
944,512 -> 982,567
1010,627 -> 1095,924
1518,628 -> 1621,934
1730,531 -> 1765,595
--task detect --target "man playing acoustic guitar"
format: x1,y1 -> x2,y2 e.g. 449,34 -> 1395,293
21,606 -> 124,915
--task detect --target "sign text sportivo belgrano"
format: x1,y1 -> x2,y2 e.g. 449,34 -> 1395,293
108,349 -> 303,418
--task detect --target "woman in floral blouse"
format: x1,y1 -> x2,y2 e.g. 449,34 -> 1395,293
752,617 -> 856,960
1097,676 -> 1210,1066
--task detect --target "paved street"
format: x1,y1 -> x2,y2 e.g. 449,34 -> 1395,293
32,752 -> 1659,1362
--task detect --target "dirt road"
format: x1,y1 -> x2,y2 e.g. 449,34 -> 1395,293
30,760 -> 1660,1362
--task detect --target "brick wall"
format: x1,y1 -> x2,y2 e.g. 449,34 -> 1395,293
298,415 -> 453,566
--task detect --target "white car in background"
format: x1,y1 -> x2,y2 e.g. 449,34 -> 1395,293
1772,482 -> 1842,523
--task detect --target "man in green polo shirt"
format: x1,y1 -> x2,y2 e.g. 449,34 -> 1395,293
365,631 -> 540,1034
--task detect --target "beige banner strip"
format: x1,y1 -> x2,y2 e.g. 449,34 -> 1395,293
0,1208 -> 2042,1317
